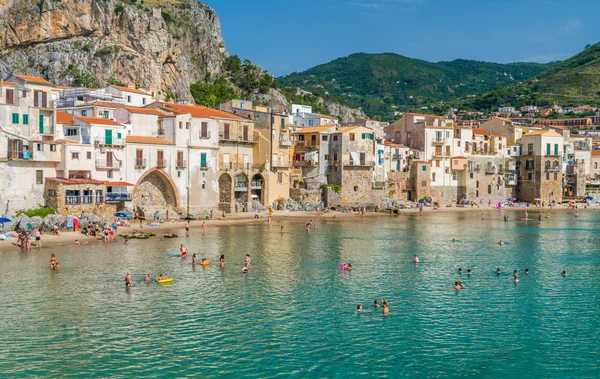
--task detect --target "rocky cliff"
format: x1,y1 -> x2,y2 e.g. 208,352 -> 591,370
0,0 -> 365,122
0,0 -> 225,101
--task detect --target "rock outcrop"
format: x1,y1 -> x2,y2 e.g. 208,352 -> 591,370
0,0 -> 225,102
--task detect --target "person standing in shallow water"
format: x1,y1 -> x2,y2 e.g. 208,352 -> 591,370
220,254 -> 224,268
125,271 -> 132,287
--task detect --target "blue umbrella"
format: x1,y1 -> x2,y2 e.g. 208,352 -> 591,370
0,217 -> 12,223
114,212 -> 133,218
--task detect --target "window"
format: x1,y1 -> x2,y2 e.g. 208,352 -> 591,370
142,98 -> 147,105
34,90 -> 47,107
545,160 -> 550,168
200,152 -> 207,168
201,122 -> 208,138
107,170 -> 113,179
528,173 -> 533,180
554,144 -> 559,155
554,173 -> 558,180
47,189 -> 56,197
465,141 -> 469,151
277,172 -> 283,184
87,151 -> 92,159
127,95 -> 132,103
186,122 -> 190,130
202,181 -> 206,189
308,120 -> 314,126
311,135 -> 317,145
395,131 -> 400,138
12,113 -> 19,124
595,162 -> 598,170
81,110 -> 87,117
349,133 -> 355,141
101,111 -> 109,119
5,88 -> 14,104
432,173 -> 436,182
487,184 -> 492,194
65,128 -> 78,136
36,143 -> 43,151
452,172 -> 457,180
470,173 -> 473,179
546,173 -> 550,180
22,114 -> 29,125
280,118 -> 285,128
333,135 -> 338,141
457,141 -> 461,147
50,144 -> 56,152
179,122 -> 182,129
546,143 -> 551,155
71,152 -> 80,159
322,135 -> 328,141
298,135 -> 305,141
435,160 -> 440,167
36,170 -> 43,185
476,180 -> 480,188
422,165 -> 426,171
528,143 -> 533,155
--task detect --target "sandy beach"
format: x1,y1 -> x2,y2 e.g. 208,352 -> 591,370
0,204 -> 590,253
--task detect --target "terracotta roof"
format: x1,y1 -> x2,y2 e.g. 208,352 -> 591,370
105,181 -> 134,187
548,125 -> 569,130
109,85 -> 151,96
0,81 -> 18,87
56,111 -> 74,124
406,112 -> 447,120
84,101 -> 123,109
592,150 -> 600,157
160,102 -> 246,120
472,128 -> 502,137
126,136 -> 174,145
12,74 -> 52,85
74,116 -> 123,127
523,130 -> 562,137
46,177 -> 105,184
335,126 -> 359,133
292,125 -> 335,134
122,106 -> 164,116
384,140 -> 409,148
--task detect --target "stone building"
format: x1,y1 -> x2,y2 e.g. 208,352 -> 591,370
44,177 -> 116,217
517,130 -> 563,204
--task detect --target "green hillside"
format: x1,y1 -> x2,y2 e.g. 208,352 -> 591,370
461,42 -> 600,111
277,53 -> 550,119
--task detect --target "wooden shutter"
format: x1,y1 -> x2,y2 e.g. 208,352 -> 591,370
7,139 -> 13,158
224,124 -> 230,139
6,89 -> 14,104
42,91 -> 47,108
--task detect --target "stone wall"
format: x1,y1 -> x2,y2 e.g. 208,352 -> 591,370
340,167 -> 387,207
44,181 -> 117,220
411,161 -> 431,201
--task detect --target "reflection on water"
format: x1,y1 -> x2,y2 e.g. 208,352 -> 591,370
0,210 -> 598,378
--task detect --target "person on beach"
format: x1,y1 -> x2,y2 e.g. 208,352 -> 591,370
54,262 -> 60,270
220,254 -> 224,268
267,216 -> 271,226
344,263 -> 353,271
125,271 -> 132,287
458,268 -> 462,274
33,229 -> 41,248
53,225 -> 60,236
201,222 -> 207,234
413,255 -> 419,263
185,221 -> 190,237
280,225 -> 284,234
382,300 -> 389,316
192,253 -> 197,266
180,244 -> 187,258
525,268 -> 529,274
561,270 -> 566,276
103,226 -> 110,242
244,254 -> 251,267
454,281 -> 462,290
242,266 -> 249,273
525,211 -> 529,220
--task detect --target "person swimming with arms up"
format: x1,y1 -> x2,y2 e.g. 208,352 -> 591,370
498,240 -> 504,245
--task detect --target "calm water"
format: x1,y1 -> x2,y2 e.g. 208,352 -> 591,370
0,211 -> 598,378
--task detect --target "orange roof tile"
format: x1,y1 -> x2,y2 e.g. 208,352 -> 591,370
126,136 -> 174,145
12,74 -> 52,85
523,130 -> 562,137
160,102 -> 246,120
472,128 -> 502,137
109,85 -> 151,96
122,106 -> 164,116
384,140 -> 409,148
56,111 -> 74,124
105,181 -> 134,187
74,116 -> 123,127
548,125 -> 569,130
591,150 -> 600,157
0,81 -> 19,87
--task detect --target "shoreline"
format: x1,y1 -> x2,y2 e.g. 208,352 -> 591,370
0,205 -> 591,253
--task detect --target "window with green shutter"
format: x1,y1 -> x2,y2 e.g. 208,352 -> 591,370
12,113 -> 19,124
200,153 -> 207,168
546,143 -> 551,155
280,118 -> 285,128
554,144 -> 559,155
422,165 -> 426,171
22,114 -> 29,125
39,115 -> 44,133
117,132 -> 122,139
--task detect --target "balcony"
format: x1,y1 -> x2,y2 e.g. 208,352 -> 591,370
545,166 -> 560,172
485,166 -> 496,175
234,182 -> 248,192
293,160 -> 318,168
220,162 -> 252,170
96,159 -> 122,169
199,131 -> 212,139
343,160 -> 371,167
218,133 -> 258,144
328,160 -> 340,167
280,139 -> 293,147
94,137 -> 125,147
135,158 -> 147,168
176,160 -> 187,169
65,195 -> 93,205
106,192 -> 132,202
471,149 -> 497,156
7,149 -> 32,161
433,151 -> 451,159
250,180 -> 263,189
432,138 -> 447,145
272,161 -> 290,168
39,126 -> 55,135
156,159 -> 168,168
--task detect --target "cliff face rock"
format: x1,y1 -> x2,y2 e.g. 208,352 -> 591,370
0,0 -> 225,101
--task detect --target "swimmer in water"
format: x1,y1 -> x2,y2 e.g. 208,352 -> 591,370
452,238 -> 456,242
144,274 -> 151,283
524,268 -> 529,274
413,255 -> 419,263
345,263 -> 353,271
458,268 -> 462,274
458,280 -> 465,288
192,253 -> 197,266
498,240 -> 504,245
561,270 -> 566,276
242,266 -> 249,273
496,268 -> 501,275
357,304 -> 362,312
467,268 -> 472,275
454,281 -> 462,290
220,254 -> 225,268
382,301 -> 389,316
125,271 -> 132,287
244,254 -> 251,267
373,300 -> 379,307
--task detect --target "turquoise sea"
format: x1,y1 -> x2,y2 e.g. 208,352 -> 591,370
0,210 -> 598,378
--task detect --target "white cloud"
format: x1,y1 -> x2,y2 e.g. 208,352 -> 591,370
559,20 -> 582,34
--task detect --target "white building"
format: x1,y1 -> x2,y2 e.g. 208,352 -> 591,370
104,85 -> 153,107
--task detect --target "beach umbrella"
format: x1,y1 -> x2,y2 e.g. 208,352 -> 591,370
0,217 -> 12,223
114,212 -> 133,218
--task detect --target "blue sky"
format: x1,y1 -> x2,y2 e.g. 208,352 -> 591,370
207,0 -> 600,77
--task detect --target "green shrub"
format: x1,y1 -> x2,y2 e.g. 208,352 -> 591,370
115,4 -> 125,13
17,207 -> 56,218
82,43 -> 91,52
323,184 -> 342,192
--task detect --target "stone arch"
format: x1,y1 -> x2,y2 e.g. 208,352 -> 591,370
251,173 -> 265,205
133,168 -> 180,209
234,173 -> 249,205
218,173 -> 232,212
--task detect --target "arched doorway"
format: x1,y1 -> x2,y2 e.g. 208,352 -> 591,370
251,174 -> 264,205
218,174 -> 232,212
234,173 -> 248,205
133,169 -> 179,213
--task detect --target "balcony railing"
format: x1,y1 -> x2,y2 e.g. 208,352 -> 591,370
106,192 -> 132,202
199,131 -> 212,139
545,166 -> 560,172
272,161 -> 290,168
135,158 -> 147,168
485,166 -> 496,174
343,160 -> 371,167
280,139 -> 293,147
220,162 -> 251,170
433,151 -> 451,158
218,133 -> 259,143
96,159 -> 122,169
39,126 -> 55,135
176,160 -> 187,169
250,180 -> 263,189
156,159 -> 168,168
293,160 -> 318,167
432,138 -> 447,145
65,195 -> 93,205
8,149 -> 32,160
234,182 -> 248,191
471,149 -> 497,156
94,137 -> 125,146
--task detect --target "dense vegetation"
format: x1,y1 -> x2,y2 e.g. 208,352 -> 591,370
460,42 -> 600,111
277,53 -> 550,119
